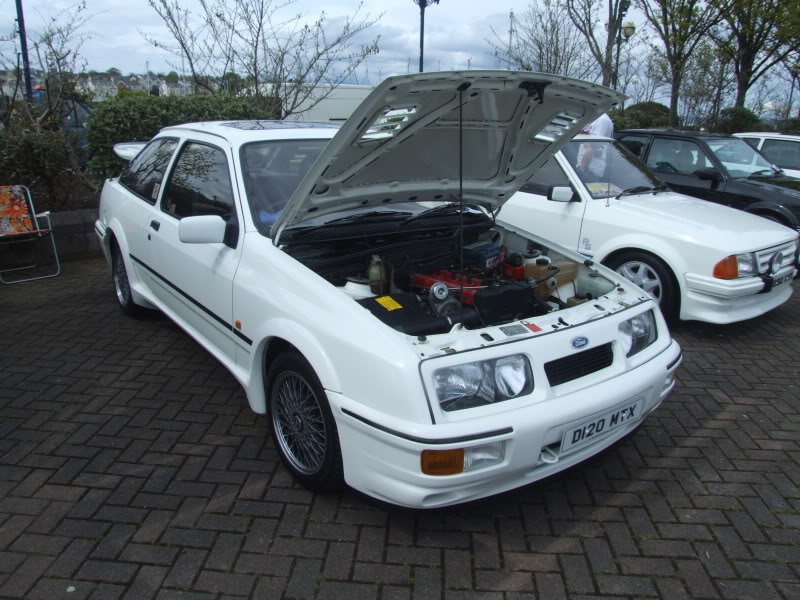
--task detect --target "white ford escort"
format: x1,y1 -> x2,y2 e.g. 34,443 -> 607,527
96,71 -> 681,507
501,135 -> 800,324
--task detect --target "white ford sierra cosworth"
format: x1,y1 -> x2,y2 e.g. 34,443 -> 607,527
95,71 -> 681,507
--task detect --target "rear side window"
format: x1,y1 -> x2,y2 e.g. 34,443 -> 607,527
119,138 -> 178,203
162,143 -> 235,220
519,159 -> 572,196
618,135 -> 650,159
761,139 -> 800,170
646,138 -> 713,175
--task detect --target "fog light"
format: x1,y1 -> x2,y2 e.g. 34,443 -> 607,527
421,449 -> 464,475
464,441 -> 505,472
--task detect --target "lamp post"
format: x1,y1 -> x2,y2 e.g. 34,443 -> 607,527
413,0 -> 440,73
612,21 -> 636,91
14,0 -> 33,101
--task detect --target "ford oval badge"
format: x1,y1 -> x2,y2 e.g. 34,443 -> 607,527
571,336 -> 589,349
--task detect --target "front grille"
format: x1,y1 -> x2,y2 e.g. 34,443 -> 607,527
544,343 -> 614,387
755,241 -> 797,273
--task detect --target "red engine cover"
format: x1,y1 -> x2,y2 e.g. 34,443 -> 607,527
412,270 -> 484,304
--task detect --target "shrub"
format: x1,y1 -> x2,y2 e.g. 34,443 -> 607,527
88,94 -> 274,179
781,117 -> 800,135
711,107 -> 761,134
0,125 -> 92,212
609,101 -> 671,131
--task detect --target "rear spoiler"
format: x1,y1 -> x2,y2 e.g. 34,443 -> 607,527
113,142 -> 147,161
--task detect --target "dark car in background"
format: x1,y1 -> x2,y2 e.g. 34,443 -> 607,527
616,129 -> 800,231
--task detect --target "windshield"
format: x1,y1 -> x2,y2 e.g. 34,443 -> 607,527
705,138 -> 776,178
562,140 -> 662,199
240,139 -> 328,234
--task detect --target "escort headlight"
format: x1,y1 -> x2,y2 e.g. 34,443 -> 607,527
618,310 -> 657,357
433,354 -> 533,412
713,253 -> 757,279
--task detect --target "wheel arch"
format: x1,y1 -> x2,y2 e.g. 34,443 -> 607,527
745,203 -> 798,228
245,324 -> 343,415
598,243 -> 683,314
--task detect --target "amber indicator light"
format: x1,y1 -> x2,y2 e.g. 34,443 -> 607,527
712,256 -> 739,279
421,449 -> 465,476
234,320 -> 242,329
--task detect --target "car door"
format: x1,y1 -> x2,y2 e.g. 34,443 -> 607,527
142,138 -> 243,361
642,137 -> 725,202
115,137 -> 180,283
502,155 -> 587,253
760,138 -> 800,177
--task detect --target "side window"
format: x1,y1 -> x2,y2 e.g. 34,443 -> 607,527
119,138 -> 178,203
761,139 -> 800,170
520,159 -> 572,196
162,143 -> 235,220
646,138 -> 713,175
741,137 -> 760,149
618,135 -> 650,159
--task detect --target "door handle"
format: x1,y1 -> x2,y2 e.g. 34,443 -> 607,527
150,220 -> 160,231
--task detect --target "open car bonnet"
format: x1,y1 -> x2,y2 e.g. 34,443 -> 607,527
272,70 -> 624,243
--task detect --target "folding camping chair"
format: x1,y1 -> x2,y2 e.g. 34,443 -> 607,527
0,185 -> 61,284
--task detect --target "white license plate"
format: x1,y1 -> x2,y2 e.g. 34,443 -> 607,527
773,272 -> 793,287
561,398 -> 644,454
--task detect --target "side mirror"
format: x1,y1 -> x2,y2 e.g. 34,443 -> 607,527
548,186 -> 578,202
178,215 -> 226,244
697,168 -> 720,182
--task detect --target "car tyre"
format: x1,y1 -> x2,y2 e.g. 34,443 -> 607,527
267,351 -> 344,491
112,244 -> 144,316
606,251 -> 678,318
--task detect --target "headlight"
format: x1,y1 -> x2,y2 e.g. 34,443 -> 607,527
433,354 -> 533,412
713,253 -> 757,279
618,310 -> 657,357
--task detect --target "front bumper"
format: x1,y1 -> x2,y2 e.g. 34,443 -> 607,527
329,339 -> 681,508
682,266 -> 796,324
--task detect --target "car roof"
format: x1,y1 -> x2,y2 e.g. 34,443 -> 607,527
735,132 -> 800,140
159,120 -> 342,144
618,128 -> 736,140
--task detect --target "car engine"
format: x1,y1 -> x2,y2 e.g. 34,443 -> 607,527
284,222 -> 617,337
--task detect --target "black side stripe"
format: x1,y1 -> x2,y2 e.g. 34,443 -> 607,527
667,351 -> 682,371
129,254 -> 253,346
341,408 -> 513,445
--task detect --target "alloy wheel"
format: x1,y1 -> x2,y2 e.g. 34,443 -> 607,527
615,260 -> 663,303
271,371 -> 328,475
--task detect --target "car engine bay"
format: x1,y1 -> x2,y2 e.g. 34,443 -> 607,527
283,217 -> 619,337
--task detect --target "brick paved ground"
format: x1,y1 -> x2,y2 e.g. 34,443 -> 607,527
1,256 -> 799,600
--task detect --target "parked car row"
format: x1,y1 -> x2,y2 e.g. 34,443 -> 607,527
95,71 -> 796,508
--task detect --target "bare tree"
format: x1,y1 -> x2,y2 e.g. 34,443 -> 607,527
637,0 -> 724,126
487,0 -> 597,80
710,0 -> 800,107
144,0 -> 381,119
678,42 -> 734,126
564,0 -> 634,86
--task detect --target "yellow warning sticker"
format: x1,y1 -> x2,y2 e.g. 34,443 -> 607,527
376,296 -> 402,311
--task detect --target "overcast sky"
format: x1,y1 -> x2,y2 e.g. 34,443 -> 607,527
0,0 -> 535,82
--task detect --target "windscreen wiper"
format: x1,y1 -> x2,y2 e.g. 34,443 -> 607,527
400,202 -> 470,226
287,210 -> 412,238
322,210 -> 412,225
615,185 -> 654,199
749,169 -> 778,178
650,183 -> 671,194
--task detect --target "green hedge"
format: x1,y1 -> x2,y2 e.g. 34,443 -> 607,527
88,94 -> 273,179
0,127 -> 91,212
